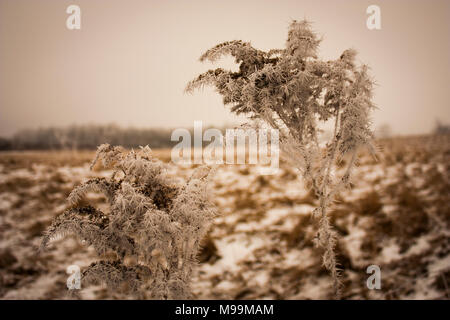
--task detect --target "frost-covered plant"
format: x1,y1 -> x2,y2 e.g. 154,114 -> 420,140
186,20 -> 376,297
41,144 -> 216,299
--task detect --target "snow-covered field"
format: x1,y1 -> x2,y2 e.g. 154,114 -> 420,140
0,135 -> 449,299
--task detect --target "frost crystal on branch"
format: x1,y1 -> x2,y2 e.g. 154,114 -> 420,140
187,20 -> 376,298
41,144 -> 217,299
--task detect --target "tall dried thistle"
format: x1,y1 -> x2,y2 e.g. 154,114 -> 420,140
41,144 -> 217,299
186,20 -> 376,298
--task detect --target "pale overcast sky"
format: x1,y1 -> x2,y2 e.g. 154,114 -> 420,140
0,0 -> 449,136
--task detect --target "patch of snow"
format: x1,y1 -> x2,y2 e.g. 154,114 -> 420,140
283,248 -> 315,269
0,192 -> 20,211
379,240 -> 402,264
202,233 -> 267,275
405,236 -> 430,256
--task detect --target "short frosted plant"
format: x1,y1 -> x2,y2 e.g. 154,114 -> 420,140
41,144 -> 216,299
186,20 -> 376,297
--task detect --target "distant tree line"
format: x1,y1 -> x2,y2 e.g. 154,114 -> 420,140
0,124 -> 185,151
434,121 -> 450,135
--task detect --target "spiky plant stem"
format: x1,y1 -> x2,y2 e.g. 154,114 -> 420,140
186,20 -> 376,298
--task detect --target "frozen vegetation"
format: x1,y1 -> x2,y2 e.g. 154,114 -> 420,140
0,135 -> 448,299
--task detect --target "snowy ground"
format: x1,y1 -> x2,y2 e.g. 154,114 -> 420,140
0,135 -> 449,299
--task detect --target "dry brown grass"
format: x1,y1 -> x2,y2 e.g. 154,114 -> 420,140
0,135 -> 449,299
